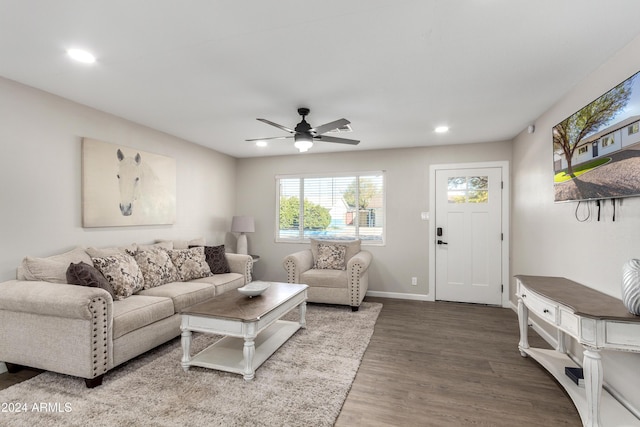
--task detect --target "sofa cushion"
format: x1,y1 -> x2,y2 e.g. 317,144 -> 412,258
92,254 -> 145,300
192,245 -> 231,274
21,247 -> 92,284
314,243 -> 347,270
136,241 -> 173,251
138,281 -> 217,312
86,244 -> 137,258
310,239 -> 361,265
112,295 -> 175,339
190,273 -> 245,295
133,247 -> 179,289
163,237 -> 206,250
66,261 -> 116,298
167,247 -> 212,281
300,268 -> 348,289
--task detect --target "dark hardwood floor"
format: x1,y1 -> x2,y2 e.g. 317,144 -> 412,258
335,297 -> 581,426
0,297 -> 581,426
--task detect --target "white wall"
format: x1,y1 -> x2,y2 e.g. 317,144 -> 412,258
0,77 -> 237,282
512,34 -> 640,414
236,141 -> 512,298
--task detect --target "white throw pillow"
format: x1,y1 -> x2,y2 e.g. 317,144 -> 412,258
21,247 -> 92,283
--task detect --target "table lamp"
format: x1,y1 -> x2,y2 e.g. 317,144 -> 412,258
231,216 -> 254,255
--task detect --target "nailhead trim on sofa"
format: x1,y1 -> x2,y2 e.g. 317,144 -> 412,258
89,297 -> 109,376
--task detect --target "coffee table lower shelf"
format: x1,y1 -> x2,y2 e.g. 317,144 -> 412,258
184,320 -> 300,378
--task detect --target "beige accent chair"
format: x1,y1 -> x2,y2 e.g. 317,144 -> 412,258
283,239 -> 372,311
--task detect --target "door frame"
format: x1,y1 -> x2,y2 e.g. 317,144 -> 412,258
428,161 -> 510,307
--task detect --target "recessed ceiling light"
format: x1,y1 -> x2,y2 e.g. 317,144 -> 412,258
67,48 -> 96,64
256,140 -> 267,147
435,126 -> 449,133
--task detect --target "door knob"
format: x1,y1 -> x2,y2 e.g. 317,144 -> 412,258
437,240 -> 448,245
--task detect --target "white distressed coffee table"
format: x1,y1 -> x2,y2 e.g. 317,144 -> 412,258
180,281 -> 307,380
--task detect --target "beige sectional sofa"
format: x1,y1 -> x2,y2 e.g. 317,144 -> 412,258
0,239 -> 252,387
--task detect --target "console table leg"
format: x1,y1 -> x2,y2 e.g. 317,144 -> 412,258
181,329 -> 192,372
557,330 -> 567,354
583,348 -> 603,427
517,297 -> 529,357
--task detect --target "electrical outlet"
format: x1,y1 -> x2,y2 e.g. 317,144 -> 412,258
411,277 -> 417,286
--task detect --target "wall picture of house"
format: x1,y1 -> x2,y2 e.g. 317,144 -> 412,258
553,71 -> 640,202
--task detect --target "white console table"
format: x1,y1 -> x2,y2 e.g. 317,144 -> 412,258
515,275 -> 640,427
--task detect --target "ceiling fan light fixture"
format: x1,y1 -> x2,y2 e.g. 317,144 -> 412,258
255,140 -> 267,147
294,134 -> 313,152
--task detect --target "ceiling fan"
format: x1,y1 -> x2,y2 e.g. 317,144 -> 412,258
246,107 -> 360,152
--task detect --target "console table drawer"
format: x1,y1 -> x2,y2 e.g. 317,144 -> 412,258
521,288 -> 557,322
558,308 -> 579,337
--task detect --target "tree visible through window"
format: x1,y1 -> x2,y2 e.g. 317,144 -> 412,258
276,172 -> 385,243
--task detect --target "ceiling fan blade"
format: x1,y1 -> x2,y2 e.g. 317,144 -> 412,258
245,136 -> 293,142
257,118 -> 295,134
314,135 -> 360,145
310,118 -> 351,135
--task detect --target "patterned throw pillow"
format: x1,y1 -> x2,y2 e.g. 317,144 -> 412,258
66,261 -> 116,299
167,247 -> 212,281
134,247 -> 179,289
91,254 -> 145,300
314,243 -> 347,270
190,245 -> 230,274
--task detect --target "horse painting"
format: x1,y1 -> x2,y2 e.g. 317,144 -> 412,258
82,138 -> 176,227
116,148 -> 174,219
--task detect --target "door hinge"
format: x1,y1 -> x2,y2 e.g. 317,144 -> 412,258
501,284 -> 504,293
501,233 -> 504,241
501,181 -> 504,189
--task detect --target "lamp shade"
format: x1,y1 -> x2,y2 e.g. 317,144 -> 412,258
231,216 -> 255,233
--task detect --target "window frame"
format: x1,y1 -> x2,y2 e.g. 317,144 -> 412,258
275,171 -> 386,245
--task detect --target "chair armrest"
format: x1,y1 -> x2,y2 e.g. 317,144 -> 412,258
283,249 -> 314,284
347,250 -> 372,273
225,253 -> 253,283
347,250 -> 373,308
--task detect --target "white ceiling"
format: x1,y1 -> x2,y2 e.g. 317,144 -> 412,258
2,1 -> 640,158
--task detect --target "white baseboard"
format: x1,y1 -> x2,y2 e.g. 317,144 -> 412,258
0,362 -> 7,374
366,290 -> 432,301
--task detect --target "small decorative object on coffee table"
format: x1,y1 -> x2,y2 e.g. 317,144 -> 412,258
180,281 -> 307,380
237,281 -> 270,297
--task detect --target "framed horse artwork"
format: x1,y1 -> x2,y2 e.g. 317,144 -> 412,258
82,138 -> 176,227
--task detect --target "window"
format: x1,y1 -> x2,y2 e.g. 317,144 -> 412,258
276,172 -> 385,244
601,135 -> 614,147
629,122 -> 639,135
447,176 -> 489,204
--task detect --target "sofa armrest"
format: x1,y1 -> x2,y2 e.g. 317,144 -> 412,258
283,249 -> 314,284
347,250 -> 372,307
225,253 -> 253,284
0,280 -> 112,319
0,280 -> 113,380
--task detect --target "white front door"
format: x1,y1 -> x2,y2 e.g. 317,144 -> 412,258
434,167 -> 503,305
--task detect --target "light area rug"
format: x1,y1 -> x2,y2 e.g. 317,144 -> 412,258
0,302 -> 381,427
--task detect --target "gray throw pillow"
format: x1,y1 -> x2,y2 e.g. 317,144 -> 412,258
190,244 -> 230,274
66,261 -> 116,299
